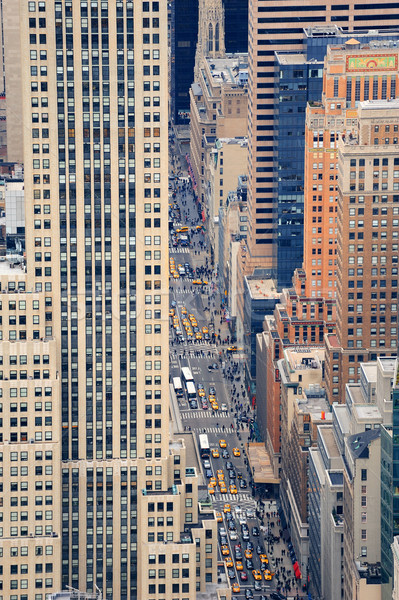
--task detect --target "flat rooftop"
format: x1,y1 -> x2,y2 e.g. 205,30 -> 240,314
206,55 -> 248,85
361,362 -> 378,383
296,394 -> 331,420
246,442 -> 280,484
276,52 -> 322,66
352,403 -> 382,423
360,98 -> 399,111
379,357 -> 397,373
276,52 -> 307,65
346,384 -> 364,406
319,425 -> 341,459
0,257 -> 25,276
245,276 -> 279,300
285,346 -> 324,371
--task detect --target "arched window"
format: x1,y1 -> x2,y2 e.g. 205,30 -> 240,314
208,23 -> 213,53
215,22 -> 219,52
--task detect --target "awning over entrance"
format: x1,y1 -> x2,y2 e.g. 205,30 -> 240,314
246,443 -> 280,484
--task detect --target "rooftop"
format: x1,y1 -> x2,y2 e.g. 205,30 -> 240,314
206,55 -> 249,86
296,392 -> 330,420
347,428 -> 381,460
0,256 -> 26,276
245,276 -> 279,300
246,442 -> 280,484
359,98 -> 399,111
379,356 -> 397,373
285,347 -> 324,371
275,52 -> 307,65
352,403 -> 382,423
305,25 -> 399,39
319,426 -> 340,459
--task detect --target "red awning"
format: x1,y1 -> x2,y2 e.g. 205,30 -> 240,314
293,562 -> 301,579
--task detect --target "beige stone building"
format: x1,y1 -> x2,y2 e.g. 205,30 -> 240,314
2,0 -> 23,163
189,53 -> 248,207
206,137 -> 247,263
343,429 -> 382,600
278,347 -> 328,570
0,1 -> 217,599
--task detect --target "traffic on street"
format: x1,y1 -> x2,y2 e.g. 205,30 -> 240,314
167,138 -> 304,600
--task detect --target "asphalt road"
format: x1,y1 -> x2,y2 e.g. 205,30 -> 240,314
168,173 -> 282,600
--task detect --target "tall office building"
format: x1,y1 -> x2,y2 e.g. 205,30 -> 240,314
325,98 -> 399,403
0,1 -> 217,599
244,0 -> 399,288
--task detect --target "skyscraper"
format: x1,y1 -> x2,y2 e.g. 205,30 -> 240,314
244,0 -> 399,287
0,1 -> 217,598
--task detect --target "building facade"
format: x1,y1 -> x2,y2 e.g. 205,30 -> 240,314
0,1 -> 217,599
189,53 -> 248,210
325,97 -> 399,404
245,0 -> 399,281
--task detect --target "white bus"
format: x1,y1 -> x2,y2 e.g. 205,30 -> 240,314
173,377 -> 183,398
199,434 -> 210,459
181,367 -> 194,384
186,380 -> 197,400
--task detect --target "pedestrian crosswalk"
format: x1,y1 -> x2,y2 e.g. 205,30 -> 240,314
169,348 -> 218,357
173,287 -> 206,294
213,492 -> 253,502
180,410 -> 229,419
191,426 -> 235,434
169,246 -> 191,254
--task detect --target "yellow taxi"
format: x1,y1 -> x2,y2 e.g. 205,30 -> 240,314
202,280 -> 208,285
188,313 -> 195,320
209,477 -> 217,487
207,484 -> 215,495
220,484 -> 227,494
209,394 -> 216,402
169,308 -> 175,317
211,448 -> 220,459
225,556 -> 233,568
202,326 -> 209,334
176,226 -> 189,233
173,271 -> 179,279
252,570 -> 262,581
219,439 -> 227,449
232,448 -> 241,457
244,549 -> 252,559
198,387 -> 206,397
211,402 -> 219,411
215,511 -> 223,523
229,484 -> 238,495
223,503 -> 231,513
221,545 -> 229,556
193,279 -> 202,285
232,583 -> 240,593
264,570 -> 273,581
260,554 -> 269,564
236,561 -> 243,571
216,470 -> 224,479
181,306 -> 187,315
195,332 -> 202,340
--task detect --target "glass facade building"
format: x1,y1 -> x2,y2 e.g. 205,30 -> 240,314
274,26 -> 399,289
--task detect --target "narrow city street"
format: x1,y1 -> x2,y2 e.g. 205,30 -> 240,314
167,134 -> 304,600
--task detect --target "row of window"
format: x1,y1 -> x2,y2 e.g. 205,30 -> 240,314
1,579 -> 53,590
